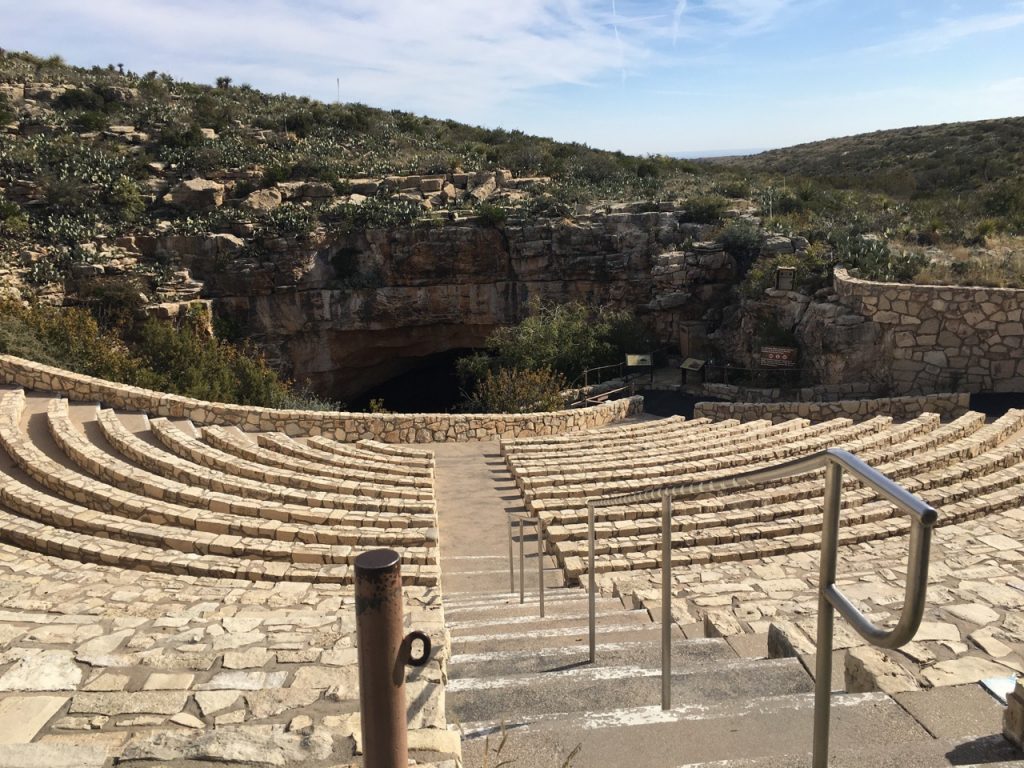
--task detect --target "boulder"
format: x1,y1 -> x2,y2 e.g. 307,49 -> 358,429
469,172 -> 497,202
166,178 -> 225,212
241,188 -> 283,212
347,178 -> 380,195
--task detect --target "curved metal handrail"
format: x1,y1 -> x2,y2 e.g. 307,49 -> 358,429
584,447 -> 938,768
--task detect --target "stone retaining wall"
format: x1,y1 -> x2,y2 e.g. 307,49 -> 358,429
698,381 -> 876,403
694,392 -> 970,423
834,268 -> 1024,393
0,355 -> 643,442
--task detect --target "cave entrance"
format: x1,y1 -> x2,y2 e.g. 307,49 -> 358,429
348,348 -> 475,413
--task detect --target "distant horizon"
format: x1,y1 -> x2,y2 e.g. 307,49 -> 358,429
4,0 -> 1023,155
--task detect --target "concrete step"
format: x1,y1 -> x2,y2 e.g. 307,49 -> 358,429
442,565 -> 564,594
444,595 -> 625,621
450,619 -> 669,656
449,636 -> 738,679
442,586 -> 592,607
448,656 -> 813,725
669,733 -> 1024,767
456,691 -> 939,768
447,606 -> 652,636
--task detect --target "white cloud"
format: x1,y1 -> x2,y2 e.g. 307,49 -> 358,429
1,0 -> 660,116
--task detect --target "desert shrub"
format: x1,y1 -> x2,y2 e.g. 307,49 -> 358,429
0,196 -> 29,239
157,122 -> 205,150
466,367 -> 567,413
474,299 -> 653,384
0,301 -> 153,384
720,219 -> 762,260
474,202 -> 506,226
714,178 -> 751,198
983,179 -> 1024,218
0,93 -> 15,124
53,87 -> 106,112
833,234 -> 928,282
741,245 -> 832,298
682,194 -> 728,223
108,175 -> 145,223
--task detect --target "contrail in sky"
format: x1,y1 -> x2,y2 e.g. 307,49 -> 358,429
672,0 -> 688,44
611,0 -> 625,82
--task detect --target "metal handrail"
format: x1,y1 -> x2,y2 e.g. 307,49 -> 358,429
507,514 -> 545,617
584,447 -> 937,768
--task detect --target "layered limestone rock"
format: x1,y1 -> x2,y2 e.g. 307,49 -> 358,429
123,209 -> 733,401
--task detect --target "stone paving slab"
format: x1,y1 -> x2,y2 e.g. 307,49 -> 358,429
603,507 -> 1024,695
0,541 -> 452,766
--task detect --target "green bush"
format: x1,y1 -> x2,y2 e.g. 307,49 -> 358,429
833,234 -> 928,282
466,367 -> 567,413
740,243 -> 833,298
683,194 -> 728,224
475,202 -> 506,226
720,219 -> 761,259
472,299 -> 653,385
0,93 -> 14,124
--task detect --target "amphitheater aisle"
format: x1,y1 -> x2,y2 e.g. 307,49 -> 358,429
432,441 -> 561,598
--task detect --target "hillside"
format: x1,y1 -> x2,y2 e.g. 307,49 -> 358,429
3,49 -> 1024,410
718,117 -> 1024,200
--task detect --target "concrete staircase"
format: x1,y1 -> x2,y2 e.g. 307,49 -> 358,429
444,586 -> 1022,767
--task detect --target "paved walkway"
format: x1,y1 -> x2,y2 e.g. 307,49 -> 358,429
432,441 -> 554,599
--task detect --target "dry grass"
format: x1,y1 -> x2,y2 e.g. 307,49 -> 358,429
911,235 -> 1024,288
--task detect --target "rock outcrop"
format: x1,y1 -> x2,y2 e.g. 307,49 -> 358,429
123,208 -> 733,401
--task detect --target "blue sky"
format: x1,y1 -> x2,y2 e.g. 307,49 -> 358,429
2,0 -> 1023,154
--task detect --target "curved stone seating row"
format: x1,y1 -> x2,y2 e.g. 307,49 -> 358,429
201,425 -> 428,489
513,418 -> 832,489
0,394 -> 433,555
505,417 -> 775,464
500,416 -> 723,457
96,407 -> 433,514
151,418 -> 431,501
353,438 -> 435,463
550,410 -> 1006,535
506,418 -> 793,481
50,402 -> 431,531
0,501 -> 434,584
0,390 -> 440,584
554,437 -> 1024,566
579,466 -> 1024,576
524,417 -> 891,508
257,432 -> 433,478
508,407 -> 1024,582
538,410 -> 1012,535
539,414 -> 946,531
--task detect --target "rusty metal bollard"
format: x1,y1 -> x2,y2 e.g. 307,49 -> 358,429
355,549 -> 431,768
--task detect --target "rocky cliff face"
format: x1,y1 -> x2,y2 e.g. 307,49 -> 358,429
124,208 -> 735,400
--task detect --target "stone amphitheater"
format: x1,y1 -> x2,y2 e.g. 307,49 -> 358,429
0,354 -> 1021,767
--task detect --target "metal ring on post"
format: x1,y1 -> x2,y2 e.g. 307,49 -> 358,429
402,630 -> 432,668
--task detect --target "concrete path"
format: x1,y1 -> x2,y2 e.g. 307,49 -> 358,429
432,441 -> 561,600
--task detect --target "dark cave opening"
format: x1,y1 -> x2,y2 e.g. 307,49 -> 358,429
347,348 -> 476,413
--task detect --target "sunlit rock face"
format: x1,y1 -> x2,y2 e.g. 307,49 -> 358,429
130,209 -> 735,401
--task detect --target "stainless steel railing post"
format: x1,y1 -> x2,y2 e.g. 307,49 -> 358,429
519,518 -> 525,604
507,520 -> 514,594
661,490 -> 672,711
537,520 -> 545,618
812,460 -> 843,768
588,501 -> 597,664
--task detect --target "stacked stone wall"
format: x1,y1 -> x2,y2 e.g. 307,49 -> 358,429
694,393 -> 969,423
834,268 -> 1024,393
0,355 -> 642,442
